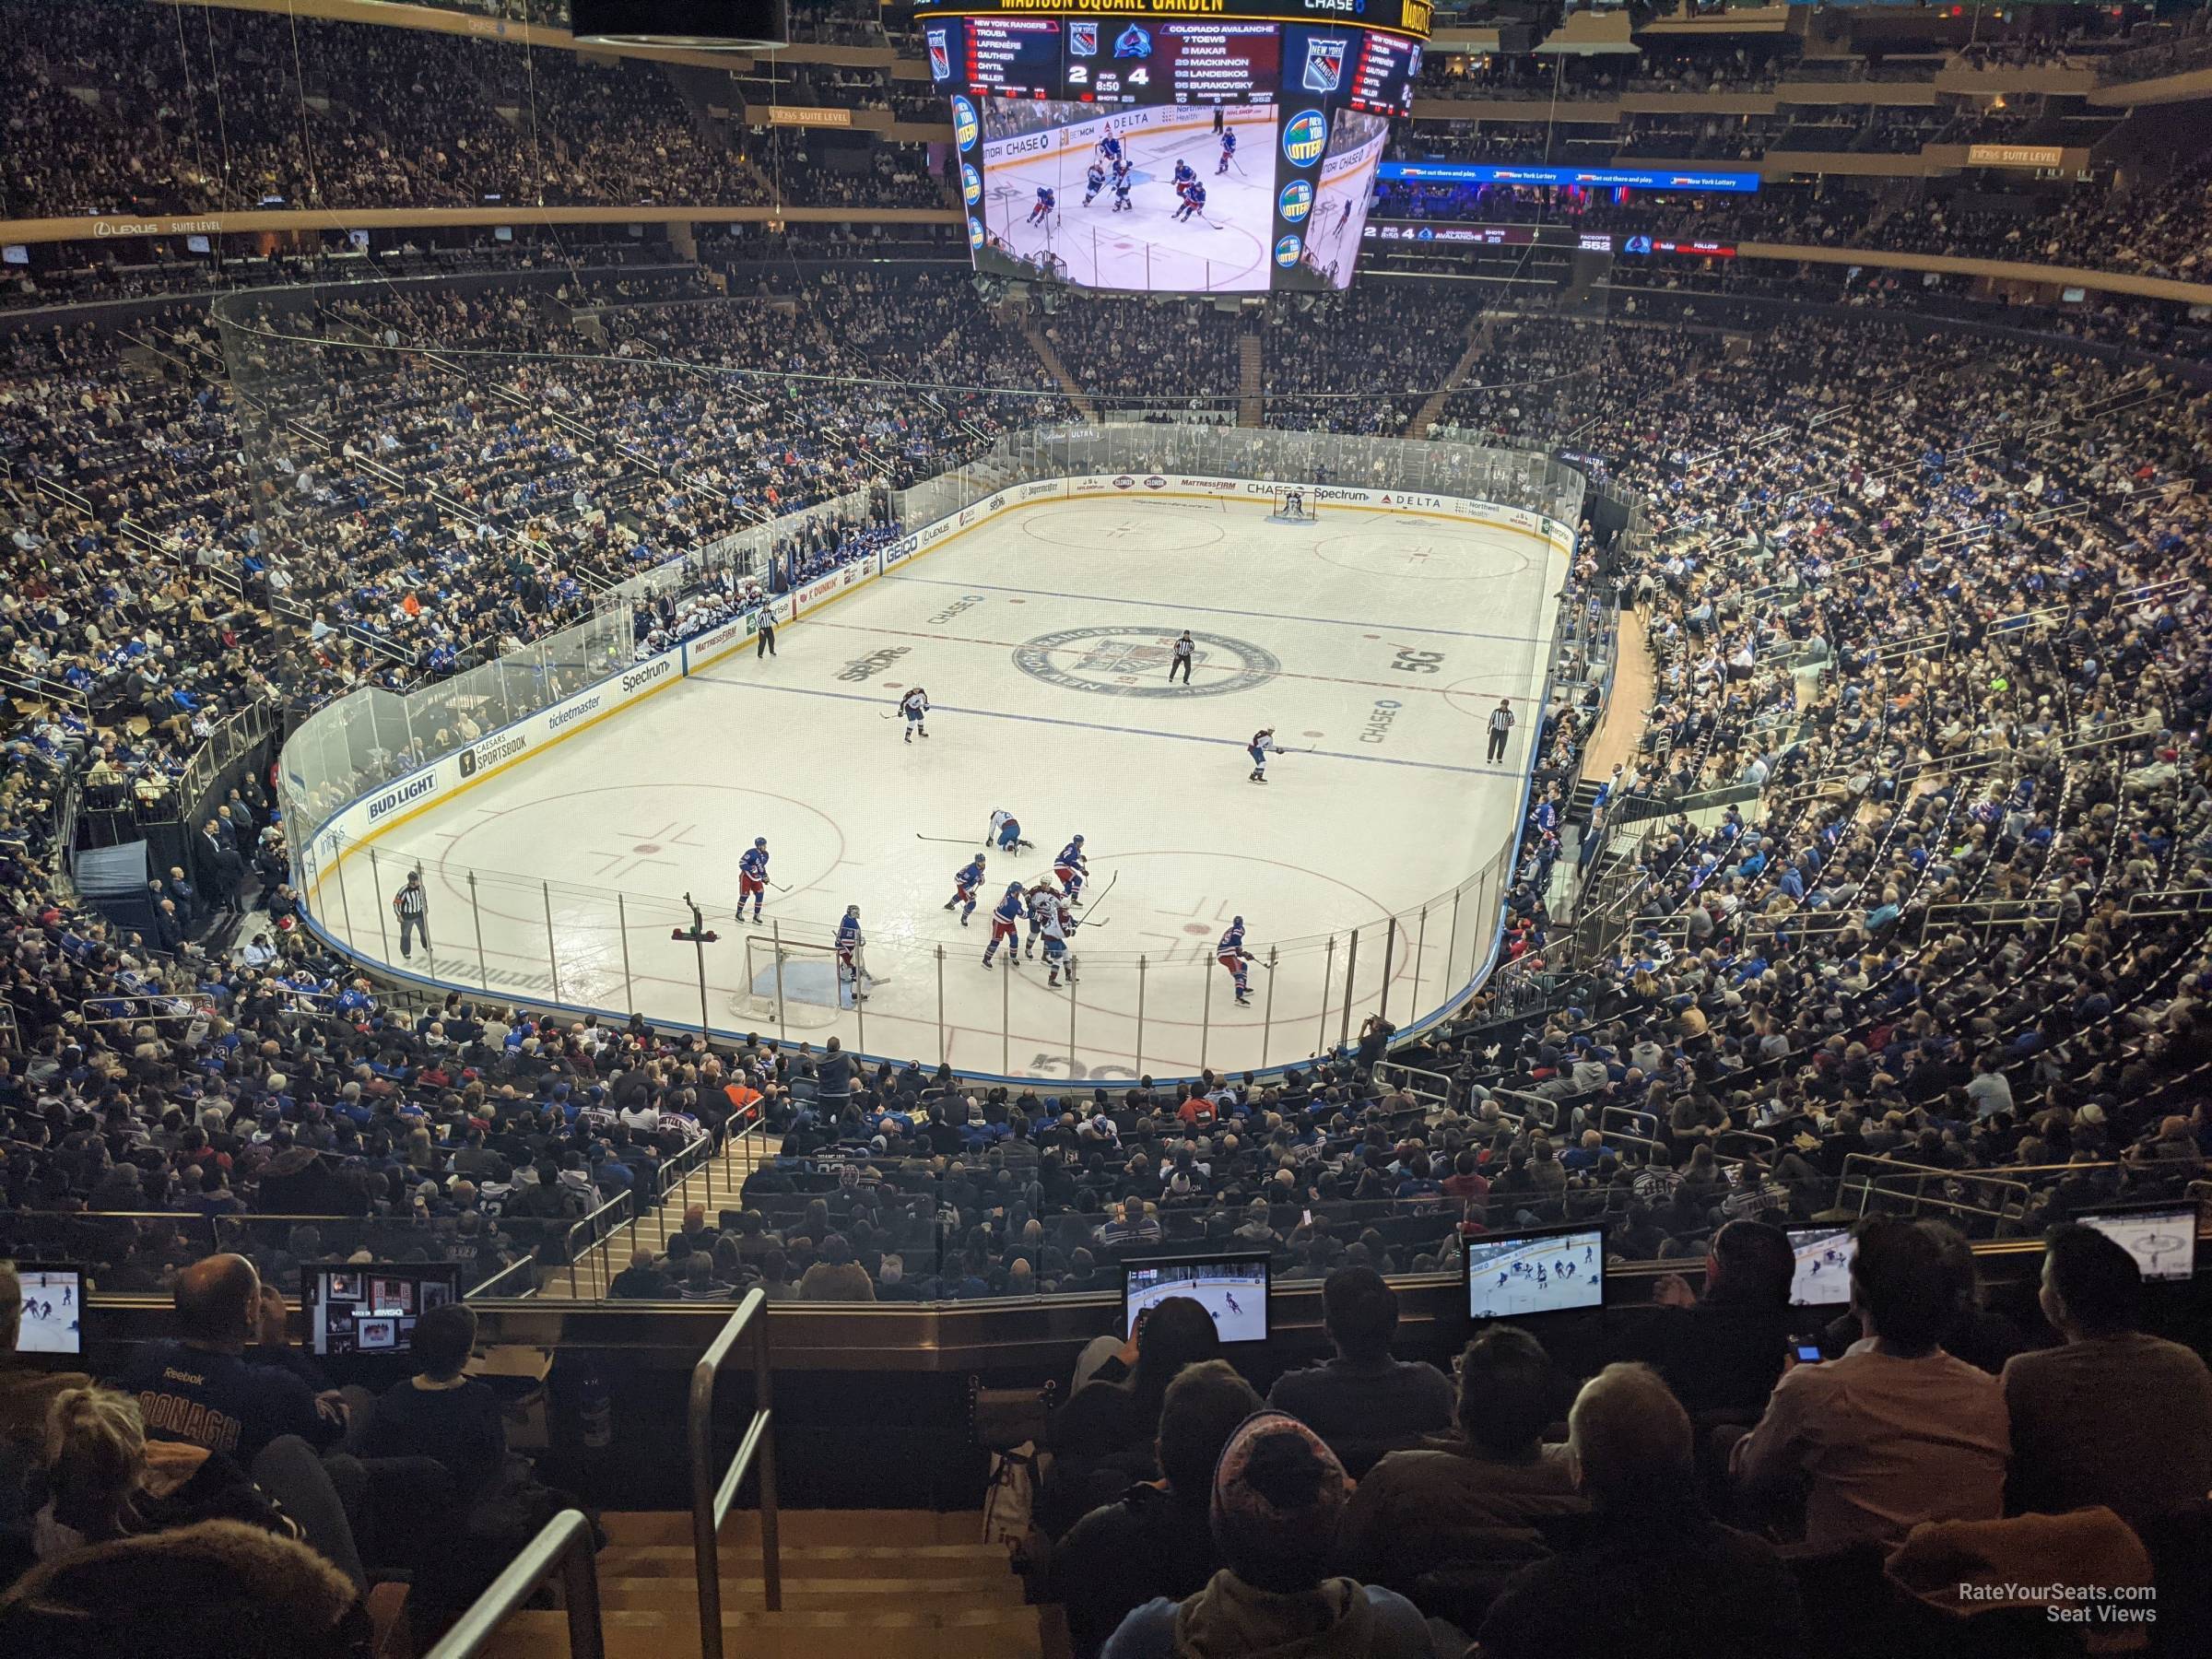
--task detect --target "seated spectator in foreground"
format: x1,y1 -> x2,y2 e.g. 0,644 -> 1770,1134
798,1233 -> 876,1301
1730,1217 -> 2009,1551
1103,1410 -> 1435,1658
1041,1297 -> 1221,1540
1336,1324 -> 1583,1635
1049,1359 -> 1262,1659
1264,1267 -> 1453,1475
1478,1363 -> 1804,1659
359,1303 -> 505,1505
2003,1224 -> 2212,1528
30,1385 -> 293,1559
1615,1218 -> 1794,1420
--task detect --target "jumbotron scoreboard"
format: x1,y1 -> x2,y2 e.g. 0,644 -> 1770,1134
915,0 -> 1430,293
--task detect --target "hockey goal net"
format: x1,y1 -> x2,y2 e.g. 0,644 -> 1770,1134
1266,488 -> 1318,524
731,934 -> 848,1029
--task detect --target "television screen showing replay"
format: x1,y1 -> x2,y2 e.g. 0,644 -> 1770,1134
1465,1228 -> 1602,1320
304,1264 -> 458,1358
1122,1254 -> 1270,1344
12,1264 -> 83,1356
2077,1206 -> 2200,1283
1785,1225 -> 1856,1308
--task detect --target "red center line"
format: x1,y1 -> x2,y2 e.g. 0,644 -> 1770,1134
803,618 -> 1524,700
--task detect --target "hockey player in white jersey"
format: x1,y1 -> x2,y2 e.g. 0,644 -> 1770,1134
1042,894 -> 1080,988
1082,161 -> 1107,206
1247,727 -> 1283,783
985,808 -> 1031,853
899,686 -> 930,743
1022,881 -> 1057,959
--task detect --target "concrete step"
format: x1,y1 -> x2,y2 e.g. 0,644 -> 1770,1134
601,1510 -> 981,1547
478,1605 -> 1042,1659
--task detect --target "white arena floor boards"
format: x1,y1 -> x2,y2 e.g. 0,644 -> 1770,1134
320,494 -> 1566,1084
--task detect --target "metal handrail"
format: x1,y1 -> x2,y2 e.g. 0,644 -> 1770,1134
425,1508 -> 604,1659
688,1288 -> 782,1659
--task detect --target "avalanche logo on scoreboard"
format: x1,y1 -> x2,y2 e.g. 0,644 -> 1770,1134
926,27 -> 951,82
1070,19 -> 1097,56
1282,111 -> 1327,167
962,163 -> 982,206
968,217 -> 985,250
1277,181 -> 1312,223
1301,38 -> 1346,94
1114,23 -> 1151,58
1274,234 -> 1304,268
951,96 -> 979,151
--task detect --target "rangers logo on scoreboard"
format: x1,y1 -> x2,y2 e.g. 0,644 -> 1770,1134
1301,37 -> 1346,93
1282,111 -> 1327,166
926,26 -> 951,81
1069,19 -> 1097,55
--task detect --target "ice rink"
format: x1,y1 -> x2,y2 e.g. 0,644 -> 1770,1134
1788,1227 -> 1854,1306
316,491 -> 1565,1082
1465,1232 -> 1602,1319
1125,1265 -> 1270,1343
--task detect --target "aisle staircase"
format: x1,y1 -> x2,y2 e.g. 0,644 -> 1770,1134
1018,313 -> 1098,423
1237,329 -> 1264,427
1405,315 -> 1489,438
476,1510 -> 1042,1659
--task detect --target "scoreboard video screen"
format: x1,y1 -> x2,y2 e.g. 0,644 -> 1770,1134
927,1 -> 1424,294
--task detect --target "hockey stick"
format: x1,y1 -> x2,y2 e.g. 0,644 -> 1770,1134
1084,870 -> 1120,912
915,833 -> 982,845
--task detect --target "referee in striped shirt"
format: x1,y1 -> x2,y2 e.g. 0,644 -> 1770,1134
393,869 -> 430,960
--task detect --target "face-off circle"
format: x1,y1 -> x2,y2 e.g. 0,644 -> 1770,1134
1012,627 -> 1278,699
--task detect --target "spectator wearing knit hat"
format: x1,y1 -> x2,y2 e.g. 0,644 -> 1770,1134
1103,1408 -> 1434,1658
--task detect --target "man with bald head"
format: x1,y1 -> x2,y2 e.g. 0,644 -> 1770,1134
114,1253 -> 340,1464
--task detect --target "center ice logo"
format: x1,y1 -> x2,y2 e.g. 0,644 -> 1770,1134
962,163 -> 982,206
1282,111 -> 1327,167
1274,234 -> 1304,268
1277,181 -> 1313,223
951,96 -> 979,150
1014,627 -> 1280,700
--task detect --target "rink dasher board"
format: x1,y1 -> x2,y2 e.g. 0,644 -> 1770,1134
299,471 -> 1576,911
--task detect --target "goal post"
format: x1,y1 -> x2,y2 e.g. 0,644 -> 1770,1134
1266,487 -> 1318,525
731,933 -> 848,1029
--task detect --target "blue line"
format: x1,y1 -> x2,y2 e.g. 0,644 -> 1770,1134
884,573 -> 1543,644
686,674 -> 1524,779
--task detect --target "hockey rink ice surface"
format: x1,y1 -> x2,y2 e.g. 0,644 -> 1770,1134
322,493 -> 1566,1082
1465,1233 -> 1602,1320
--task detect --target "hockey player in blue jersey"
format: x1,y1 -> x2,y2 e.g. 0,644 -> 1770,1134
1216,127 -> 1237,173
1098,132 -> 1123,165
1216,915 -> 1256,1006
1053,835 -> 1088,904
943,854 -> 987,924
1247,726 -> 1282,783
1082,162 -> 1107,206
982,881 -> 1025,967
1172,180 -> 1206,224
737,837 -> 771,923
1028,186 -> 1056,226
835,904 -> 869,1005
1172,159 -> 1195,198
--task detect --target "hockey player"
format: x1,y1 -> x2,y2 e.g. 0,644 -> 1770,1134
982,880 -> 1025,968
737,837 -> 771,924
1334,199 -> 1354,241
835,904 -> 868,1004
944,853 -> 986,924
1172,158 -> 1196,199
1028,185 -> 1056,227
1112,165 -> 1134,213
1217,914 -> 1255,1006
1053,834 -> 1088,903
986,808 -> 1030,852
1022,880 -> 1057,959
1097,131 -> 1124,165
1042,893 -> 1079,987
899,686 -> 930,742
1172,180 -> 1206,224
1082,160 -> 1107,206
1247,726 -> 1282,783
1216,126 -> 1237,174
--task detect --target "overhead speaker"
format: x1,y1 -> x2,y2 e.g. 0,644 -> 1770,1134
570,0 -> 788,50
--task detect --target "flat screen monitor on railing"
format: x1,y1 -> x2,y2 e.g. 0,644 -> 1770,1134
11,1263 -> 84,1357
1784,1224 -> 1856,1309
2073,1205 -> 2200,1284
304,1264 -> 459,1358
1122,1253 -> 1270,1345
1464,1226 -> 1603,1321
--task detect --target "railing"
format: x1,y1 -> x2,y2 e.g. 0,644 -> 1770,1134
689,1288 -> 782,1659
1833,1154 -> 2033,1235
425,1508 -> 604,1659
